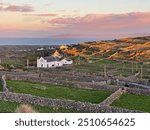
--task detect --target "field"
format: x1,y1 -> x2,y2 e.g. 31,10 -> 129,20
1,58 -> 26,69
111,94 -> 150,112
7,80 -> 111,104
0,100 -> 81,113
73,58 -> 150,77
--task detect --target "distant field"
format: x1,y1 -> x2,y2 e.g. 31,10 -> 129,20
74,58 -> 117,72
74,58 -> 150,77
111,94 -> 150,112
0,100 -> 81,113
1,58 -> 26,69
7,80 -> 111,104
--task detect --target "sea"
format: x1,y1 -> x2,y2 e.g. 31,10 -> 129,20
0,38 -> 112,45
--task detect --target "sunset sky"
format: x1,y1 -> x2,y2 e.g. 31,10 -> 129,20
0,0 -> 150,38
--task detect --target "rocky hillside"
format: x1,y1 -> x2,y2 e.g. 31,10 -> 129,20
62,36 -> 150,61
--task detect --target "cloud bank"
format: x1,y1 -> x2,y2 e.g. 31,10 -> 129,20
0,3 -> 34,12
47,12 -> 150,38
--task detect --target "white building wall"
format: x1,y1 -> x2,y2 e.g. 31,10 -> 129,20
61,59 -> 73,65
37,57 -> 47,68
55,61 -> 63,67
47,61 -> 62,68
37,57 -> 63,68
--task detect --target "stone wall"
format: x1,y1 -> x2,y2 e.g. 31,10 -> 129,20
113,75 -> 150,85
100,88 -> 126,106
111,79 -> 150,89
126,87 -> 150,96
0,70 -> 108,83
0,92 -> 142,113
1,75 -> 8,93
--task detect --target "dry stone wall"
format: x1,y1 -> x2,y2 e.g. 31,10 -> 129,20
0,92 -> 142,113
100,88 -> 126,106
126,87 -> 150,96
1,75 -> 8,93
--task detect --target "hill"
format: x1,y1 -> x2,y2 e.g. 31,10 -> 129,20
62,36 -> 150,61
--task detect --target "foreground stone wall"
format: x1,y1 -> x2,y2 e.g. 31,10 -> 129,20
0,92 -> 142,113
100,88 -> 126,106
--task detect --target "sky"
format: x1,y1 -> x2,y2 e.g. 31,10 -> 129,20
0,0 -> 150,38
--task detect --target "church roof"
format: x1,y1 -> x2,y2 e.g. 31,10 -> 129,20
43,56 -> 59,62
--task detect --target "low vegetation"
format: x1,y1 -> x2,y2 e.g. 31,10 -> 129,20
111,94 -> 150,112
1,59 -> 25,69
0,100 -> 81,113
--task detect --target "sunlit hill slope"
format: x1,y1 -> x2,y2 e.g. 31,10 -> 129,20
62,36 -> 150,61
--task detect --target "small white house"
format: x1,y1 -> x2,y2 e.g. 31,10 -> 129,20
61,59 -> 73,65
37,56 -> 63,68
37,47 -> 45,51
37,56 -> 73,68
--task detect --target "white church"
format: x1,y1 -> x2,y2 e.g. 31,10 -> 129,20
37,56 -> 73,68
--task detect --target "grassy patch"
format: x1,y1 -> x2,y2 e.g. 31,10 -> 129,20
111,94 -> 150,112
7,80 -> 111,104
113,71 -> 132,76
0,100 -> 81,113
74,59 -> 117,73
1,59 -> 26,69
0,100 -> 19,112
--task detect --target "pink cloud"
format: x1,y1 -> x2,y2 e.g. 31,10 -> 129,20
1,10 -> 150,38
47,12 -> 150,38
49,17 -> 80,24
48,12 -> 150,26
0,3 -> 34,12
25,13 -> 57,17
36,13 -> 57,17
5,5 -> 33,12
48,14 -> 107,24
51,33 -> 150,39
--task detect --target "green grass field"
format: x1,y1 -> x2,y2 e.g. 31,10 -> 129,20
111,94 -> 150,112
74,58 -> 150,77
0,100 -> 81,113
74,59 -> 116,72
7,80 -> 111,104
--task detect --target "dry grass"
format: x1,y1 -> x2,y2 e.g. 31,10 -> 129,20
15,104 -> 37,113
